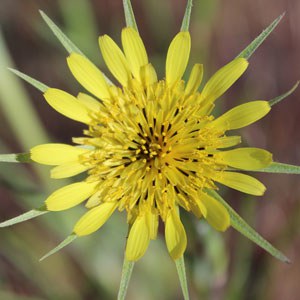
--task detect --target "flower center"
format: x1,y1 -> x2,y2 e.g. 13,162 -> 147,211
78,80 -> 222,219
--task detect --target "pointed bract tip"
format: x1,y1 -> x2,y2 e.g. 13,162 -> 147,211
283,256 -> 292,264
280,11 -> 286,18
39,234 -> 77,262
7,67 -> 17,74
0,208 -> 48,228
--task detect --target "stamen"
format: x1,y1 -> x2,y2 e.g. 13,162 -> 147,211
79,80 -> 233,218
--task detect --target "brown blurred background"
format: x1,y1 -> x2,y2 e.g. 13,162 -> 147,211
0,0 -> 300,299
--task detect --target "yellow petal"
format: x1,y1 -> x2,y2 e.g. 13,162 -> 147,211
214,148 -> 273,170
50,162 -> 89,179
85,191 -> 101,208
44,88 -> 92,124
166,31 -> 191,86
196,102 -> 215,117
165,208 -> 187,260
200,193 -> 230,231
148,212 -> 159,240
197,199 -> 207,217
125,214 -> 150,261
121,27 -> 148,81
99,35 -> 131,87
214,136 -> 241,149
212,171 -> 266,196
140,63 -> 158,87
74,202 -> 117,236
190,199 -> 207,218
185,64 -> 203,95
201,58 -> 249,104
31,143 -> 88,165
67,53 -> 110,100
209,101 -> 271,131
46,182 -> 97,211
77,93 -> 102,111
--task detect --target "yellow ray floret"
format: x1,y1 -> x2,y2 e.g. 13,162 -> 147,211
50,162 -> 89,179
200,193 -> 230,231
67,53 -> 111,100
74,202 -> 117,236
165,208 -> 187,260
46,181 -> 98,211
214,148 -> 272,170
212,172 -> 266,196
166,31 -> 191,86
99,35 -> 131,87
121,27 -> 148,82
149,212 -> 159,240
44,88 -> 93,124
126,213 -> 151,261
77,93 -> 102,111
209,101 -> 271,131
31,143 -> 88,165
201,58 -> 249,104
214,136 -> 242,149
140,63 -> 158,87
185,63 -> 203,95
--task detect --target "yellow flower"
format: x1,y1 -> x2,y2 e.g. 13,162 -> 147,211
30,28 -> 272,261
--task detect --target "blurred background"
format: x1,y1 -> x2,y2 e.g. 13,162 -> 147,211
0,0 -> 300,299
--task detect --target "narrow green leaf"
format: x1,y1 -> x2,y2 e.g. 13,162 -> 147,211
0,152 -> 31,163
122,0 -> 138,31
206,189 -> 290,263
8,68 -> 48,93
269,81 -> 299,106
181,0 -> 193,32
39,234 -> 77,261
256,162 -> 300,174
39,10 -> 83,55
237,13 -> 285,60
0,207 -> 48,228
117,258 -> 134,300
175,256 -> 190,300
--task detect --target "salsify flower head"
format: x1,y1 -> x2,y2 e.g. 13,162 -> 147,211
29,26 -> 273,261
2,1 -> 298,298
